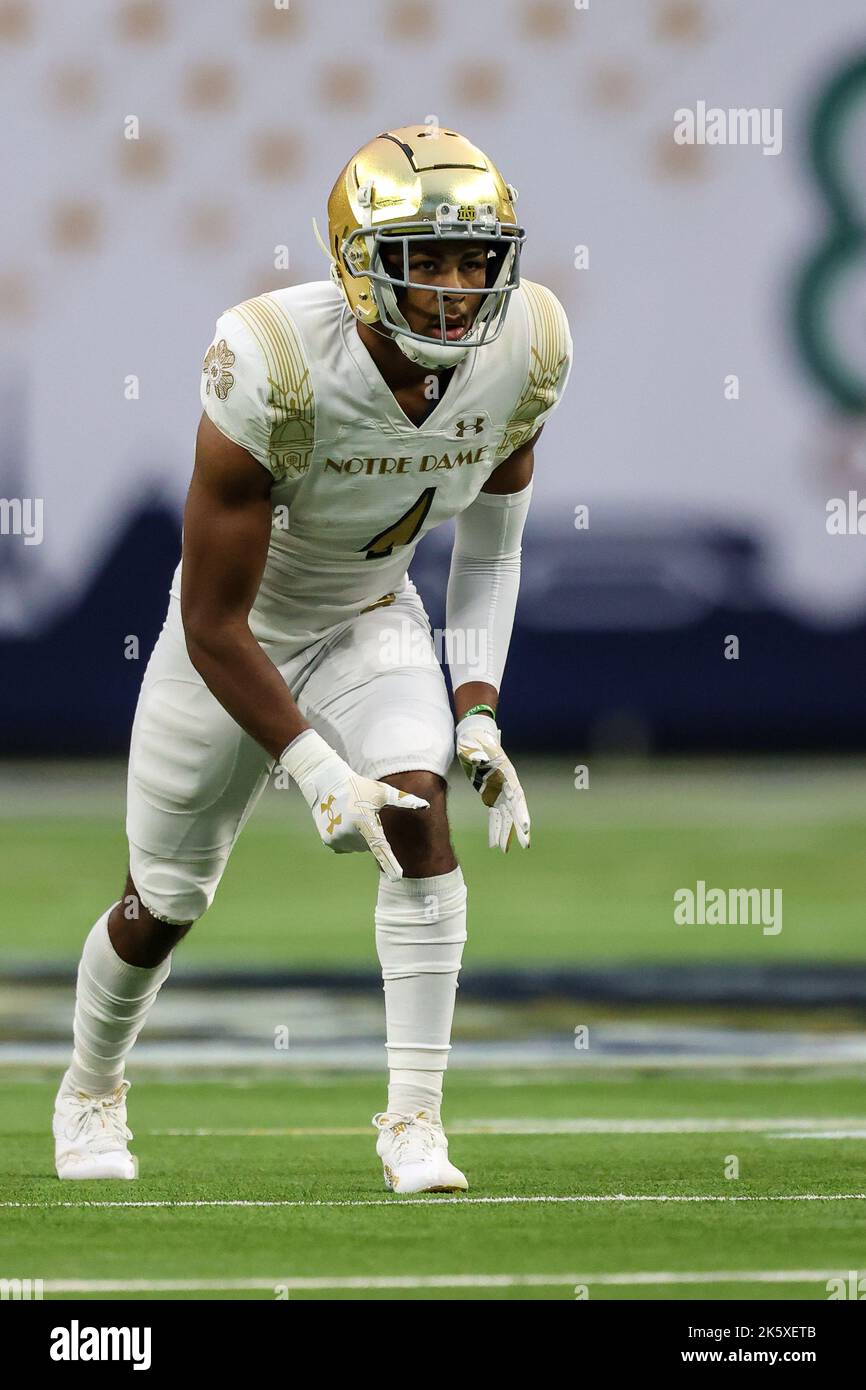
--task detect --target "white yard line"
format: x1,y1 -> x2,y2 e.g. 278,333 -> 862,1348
773,1131 -> 866,1140
3,1194 -> 866,1210
148,1117 -> 866,1137
151,1127 -> 371,1137
37,1270 -> 841,1293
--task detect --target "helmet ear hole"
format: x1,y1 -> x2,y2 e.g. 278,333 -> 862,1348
485,248 -> 506,288
379,247 -> 402,282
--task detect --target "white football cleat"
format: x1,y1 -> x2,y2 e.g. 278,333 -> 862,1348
53,1072 -> 138,1180
372,1110 -> 469,1195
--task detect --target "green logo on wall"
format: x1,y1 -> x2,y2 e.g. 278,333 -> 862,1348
796,56 -> 866,412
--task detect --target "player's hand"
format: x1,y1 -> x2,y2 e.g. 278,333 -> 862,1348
455,712 -> 530,852
279,729 -> 428,881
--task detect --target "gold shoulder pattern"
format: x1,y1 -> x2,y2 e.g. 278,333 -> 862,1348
233,294 -> 315,481
496,280 -> 570,460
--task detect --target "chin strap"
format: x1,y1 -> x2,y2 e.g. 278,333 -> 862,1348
392,331 -> 474,370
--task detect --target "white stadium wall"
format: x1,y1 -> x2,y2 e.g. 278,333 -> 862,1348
2,0 -> 866,750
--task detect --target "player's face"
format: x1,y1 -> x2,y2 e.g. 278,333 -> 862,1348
382,240 -> 488,342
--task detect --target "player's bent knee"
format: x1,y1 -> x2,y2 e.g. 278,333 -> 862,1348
128,848 -> 214,926
378,772 -> 456,875
381,770 -> 447,806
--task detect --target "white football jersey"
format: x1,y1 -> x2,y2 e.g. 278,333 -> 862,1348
172,278 -> 572,648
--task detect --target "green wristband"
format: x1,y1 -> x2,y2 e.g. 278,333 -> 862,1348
461,703 -> 498,722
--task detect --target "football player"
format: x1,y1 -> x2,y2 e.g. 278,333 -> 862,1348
52,125 -> 572,1194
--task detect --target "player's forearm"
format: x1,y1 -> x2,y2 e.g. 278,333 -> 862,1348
453,681 -> 499,721
445,481 -> 533,698
184,620 -> 310,760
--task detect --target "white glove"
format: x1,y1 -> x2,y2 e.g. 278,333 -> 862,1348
279,729 -> 428,881
455,712 -> 531,852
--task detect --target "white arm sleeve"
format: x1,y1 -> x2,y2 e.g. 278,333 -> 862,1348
445,479 -> 533,694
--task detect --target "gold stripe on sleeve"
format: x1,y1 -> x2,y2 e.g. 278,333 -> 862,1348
234,294 -> 315,481
496,280 -> 570,459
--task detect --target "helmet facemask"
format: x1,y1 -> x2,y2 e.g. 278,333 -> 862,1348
342,196 -> 525,369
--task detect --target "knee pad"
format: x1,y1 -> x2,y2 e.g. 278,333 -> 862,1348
357,700 -> 456,782
128,845 -> 216,925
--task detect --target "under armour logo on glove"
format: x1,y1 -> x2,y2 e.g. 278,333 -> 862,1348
320,794 -> 342,835
280,730 -> 429,880
455,712 -> 531,853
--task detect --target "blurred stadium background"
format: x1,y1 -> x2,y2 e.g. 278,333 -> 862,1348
2,1 -> 866,1122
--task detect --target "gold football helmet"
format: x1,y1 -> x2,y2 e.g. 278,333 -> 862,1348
319,124 -> 525,369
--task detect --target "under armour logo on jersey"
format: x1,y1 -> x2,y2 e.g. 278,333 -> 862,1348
320,795 -> 342,835
454,416 -> 486,437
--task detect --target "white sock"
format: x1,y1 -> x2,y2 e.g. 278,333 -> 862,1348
374,865 -> 468,1124
67,906 -> 172,1096
387,1069 -> 445,1119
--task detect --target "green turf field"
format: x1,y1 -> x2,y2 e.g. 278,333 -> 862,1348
2,757 -> 865,965
3,759 -> 865,1303
2,1066 -> 866,1301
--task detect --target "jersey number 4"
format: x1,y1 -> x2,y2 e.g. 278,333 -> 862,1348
361,487 -> 436,559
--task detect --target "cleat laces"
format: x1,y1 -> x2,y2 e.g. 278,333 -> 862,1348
65,1081 -> 133,1153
